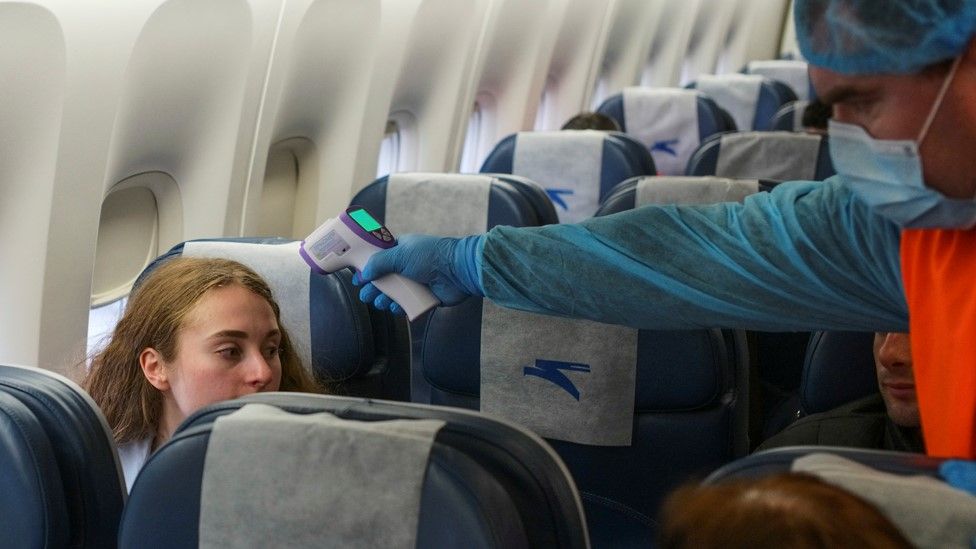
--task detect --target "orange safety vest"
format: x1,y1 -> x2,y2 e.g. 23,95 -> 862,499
901,227 -> 976,458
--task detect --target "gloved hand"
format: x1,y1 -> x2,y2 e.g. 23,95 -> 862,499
352,234 -> 485,314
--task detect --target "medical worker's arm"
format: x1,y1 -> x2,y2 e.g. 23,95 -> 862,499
481,178 -> 908,332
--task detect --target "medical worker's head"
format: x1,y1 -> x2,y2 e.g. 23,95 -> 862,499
84,257 -> 320,446
796,0 -> 976,200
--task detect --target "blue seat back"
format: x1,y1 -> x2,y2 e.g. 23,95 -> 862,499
137,237 -> 410,401
0,364 -> 125,548
479,131 -> 655,222
596,89 -> 735,175
119,393 -> 589,549
420,310 -> 750,546
705,446 -> 944,482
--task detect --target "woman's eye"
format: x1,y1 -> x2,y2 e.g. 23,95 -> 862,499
263,346 -> 282,360
217,347 -> 241,360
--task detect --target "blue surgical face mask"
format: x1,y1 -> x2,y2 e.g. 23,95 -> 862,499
829,56 -> 976,229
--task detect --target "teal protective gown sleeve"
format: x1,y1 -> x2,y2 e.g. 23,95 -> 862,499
480,177 -> 908,332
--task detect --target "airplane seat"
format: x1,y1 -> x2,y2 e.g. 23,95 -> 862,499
421,312 -> 750,547
687,74 -> 797,131
705,446 -> 944,482
596,88 -> 736,175
685,132 -> 836,445
350,173 -> 555,402
596,175 -> 780,215
686,131 -> 835,181
0,364 -> 125,548
479,131 -> 656,223
772,100 -> 812,132
135,238 -> 410,401
761,331 -> 878,439
118,393 -> 589,548
352,173 -> 559,229
744,59 -> 814,101
703,447 -> 976,548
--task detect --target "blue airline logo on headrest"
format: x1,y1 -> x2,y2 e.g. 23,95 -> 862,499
651,139 -> 679,157
523,359 -> 590,401
545,188 -> 574,210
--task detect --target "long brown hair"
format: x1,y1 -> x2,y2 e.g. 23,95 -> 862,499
658,473 -> 913,549
84,257 -> 321,443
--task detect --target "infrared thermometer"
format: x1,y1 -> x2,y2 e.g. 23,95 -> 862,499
299,206 -> 440,320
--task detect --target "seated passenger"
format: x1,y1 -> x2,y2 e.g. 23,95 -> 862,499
83,257 -> 321,491
560,111 -> 621,131
759,332 -> 924,453
658,472 -> 913,549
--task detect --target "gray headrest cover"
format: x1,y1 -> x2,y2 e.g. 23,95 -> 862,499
513,131 -> 605,223
715,131 -> 821,181
793,453 -> 976,549
200,403 -> 444,549
480,302 -> 637,446
636,176 -> 759,206
385,172 -> 491,236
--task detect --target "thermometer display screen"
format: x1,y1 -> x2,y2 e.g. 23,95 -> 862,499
348,208 -> 382,231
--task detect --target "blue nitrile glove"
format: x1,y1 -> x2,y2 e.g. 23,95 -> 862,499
940,460 -> 976,497
352,234 -> 485,314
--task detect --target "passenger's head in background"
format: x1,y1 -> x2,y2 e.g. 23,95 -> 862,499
561,111 -> 621,131
874,332 -> 918,428
658,472 -> 913,549
84,257 -> 320,448
800,98 -> 830,134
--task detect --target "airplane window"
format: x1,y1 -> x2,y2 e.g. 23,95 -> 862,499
459,102 -> 482,173
87,297 -> 127,364
376,120 -> 401,178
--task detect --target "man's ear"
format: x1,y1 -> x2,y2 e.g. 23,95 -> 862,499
139,347 -> 170,391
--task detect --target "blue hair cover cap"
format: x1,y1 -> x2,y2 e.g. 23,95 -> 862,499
795,0 -> 976,74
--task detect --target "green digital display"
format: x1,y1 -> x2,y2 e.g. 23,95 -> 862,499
349,208 -> 382,231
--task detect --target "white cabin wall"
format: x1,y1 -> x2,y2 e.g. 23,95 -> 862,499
0,3 -> 65,368
5,0 -> 186,374
460,0 -> 564,171
240,0 -> 384,238
534,0 -> 617,130
590,0 -> 667,107
718,0 -> 792,74
381,0 -> 493,174
639,0 -> 703,87
681,0 -> 739,83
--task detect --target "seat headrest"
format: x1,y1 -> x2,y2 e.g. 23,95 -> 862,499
687,131 -> 835,181
745,59 -> 813,101
119,393 -> 590,548
480,131 -> 654,222
800,331 -> 878,415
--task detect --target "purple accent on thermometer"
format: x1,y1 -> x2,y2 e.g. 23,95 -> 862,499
299,243 -> 328,275
340,208 -> 396,249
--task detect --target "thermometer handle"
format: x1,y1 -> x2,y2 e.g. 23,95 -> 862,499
371,273 -> 440,321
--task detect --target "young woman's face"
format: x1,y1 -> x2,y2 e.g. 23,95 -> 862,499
161,284 -> 283,422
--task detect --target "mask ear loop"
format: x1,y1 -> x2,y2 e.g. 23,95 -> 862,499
917,55 -> 963,145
